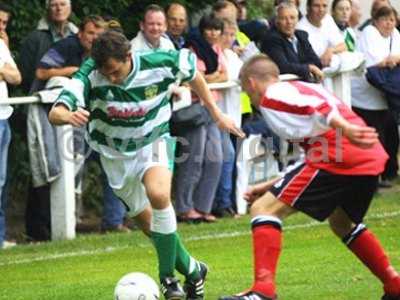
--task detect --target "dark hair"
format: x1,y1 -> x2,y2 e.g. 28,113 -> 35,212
79,15 -> 105,31
143,4 -> 166,21
331,0 -> 352,12
199,14 -> 224,36
372,5 -> 397,21
0,2 -> 11,15
212,0 -> 238,13
91,31 -> 131,69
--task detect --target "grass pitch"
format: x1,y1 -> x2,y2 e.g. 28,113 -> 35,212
1,189 -> 399,300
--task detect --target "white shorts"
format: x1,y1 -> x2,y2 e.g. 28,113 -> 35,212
100,137 -> 169,217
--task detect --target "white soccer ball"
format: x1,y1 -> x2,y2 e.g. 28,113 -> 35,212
114,272 -> 160,300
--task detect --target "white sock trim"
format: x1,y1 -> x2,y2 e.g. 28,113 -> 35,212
151,204 -> 177,234
251,215 -> 282,226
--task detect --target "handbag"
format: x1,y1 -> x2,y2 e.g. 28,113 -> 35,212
170,102 -> 211,135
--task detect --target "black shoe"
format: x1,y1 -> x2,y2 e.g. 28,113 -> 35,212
184,262 -> 208,300
382,294 -> 400,300
160,277 -> 185,300
219,291 -> 276,300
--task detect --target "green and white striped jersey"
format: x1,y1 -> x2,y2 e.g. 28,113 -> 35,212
56,49 -> 196,158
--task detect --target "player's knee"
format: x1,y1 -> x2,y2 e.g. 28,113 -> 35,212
147,190 -> 171,210
250,193 -> 283,218
328,209 -> 354,238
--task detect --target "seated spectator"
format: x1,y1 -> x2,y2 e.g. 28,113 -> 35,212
0,2 -> 21,249
131,4 -> 174,51
165,2 -> 188,50
173,15 -> 226,223
351,5 -> 400,187
331,0 -> 356,51
262,1 -> 323,82
297,0 -> 346,67
19,0 -> 77,242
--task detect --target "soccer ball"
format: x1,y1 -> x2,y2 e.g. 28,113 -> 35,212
114,272 -> 160,300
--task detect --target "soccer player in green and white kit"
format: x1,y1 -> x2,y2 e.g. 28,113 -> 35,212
49,30 -> 244,300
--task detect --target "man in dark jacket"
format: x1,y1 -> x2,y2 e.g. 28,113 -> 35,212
261,1 -> 323,82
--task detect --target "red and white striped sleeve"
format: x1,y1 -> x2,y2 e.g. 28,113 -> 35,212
259,81 -> 341,140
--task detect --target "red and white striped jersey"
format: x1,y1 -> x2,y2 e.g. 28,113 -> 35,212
260,81 -> 388,175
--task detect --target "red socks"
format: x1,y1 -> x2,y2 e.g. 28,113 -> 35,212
348,228 -> 400,296
251,223 -> 282,298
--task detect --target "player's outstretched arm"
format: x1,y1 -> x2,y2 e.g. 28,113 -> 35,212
49,104 -> 90,127
189,71 -> 245,138
329,113 -> 379,149
244,177 -> 282,204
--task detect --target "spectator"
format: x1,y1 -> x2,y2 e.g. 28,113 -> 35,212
36,15 -> 105,81
19,0 -> 77,241
165,3 -> 188,50
131,4 -> 174,51
331,0 -> 356,51
351,5 -> 400,187
261,1 -> 323,82
0,2 -> 9,48
0,2 -> 21,250
269,0 -> 302,30
297,0 -> 346,67
173,15 -> 227,223
349,0 -> 362,30
359,0 -> 391,31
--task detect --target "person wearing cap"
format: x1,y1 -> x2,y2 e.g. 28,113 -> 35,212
18,0 -> 77,242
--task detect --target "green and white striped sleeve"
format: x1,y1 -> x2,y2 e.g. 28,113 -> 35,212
55,58 -> 95,111
176,48 -> 197,83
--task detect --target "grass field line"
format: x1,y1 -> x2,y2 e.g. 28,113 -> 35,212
1,210 -> 399,267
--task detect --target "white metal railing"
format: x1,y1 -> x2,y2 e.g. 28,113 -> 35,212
5,54 -> 362,240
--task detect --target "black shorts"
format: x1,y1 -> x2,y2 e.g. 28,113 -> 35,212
270,162 -> 378,223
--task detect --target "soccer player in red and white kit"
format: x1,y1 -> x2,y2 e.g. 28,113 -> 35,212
219,54 -> 400,300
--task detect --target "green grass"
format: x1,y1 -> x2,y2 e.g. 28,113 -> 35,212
1,190 -> 399,300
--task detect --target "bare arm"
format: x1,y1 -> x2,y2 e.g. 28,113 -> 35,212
36,66 -> 79,81
49,104 -> 90,127
204,69 -> 228,83
188,71 -> 244,137
320,42 -> 347,67
0,63 -> 21,85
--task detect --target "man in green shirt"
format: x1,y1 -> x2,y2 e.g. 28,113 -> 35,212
49,30 -> 244,300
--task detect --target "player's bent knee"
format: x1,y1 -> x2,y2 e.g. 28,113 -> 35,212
328,208 -> 355,238
147,190 -> 171,210
250,192 -> 293,219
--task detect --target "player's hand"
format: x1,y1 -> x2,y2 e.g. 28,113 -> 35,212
244,177 -> 282,204
343,123 -> 379,149
68,107 -> 90,127
215,113 -> 245,138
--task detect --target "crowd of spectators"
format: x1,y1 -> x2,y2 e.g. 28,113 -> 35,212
1,0 -> 400,248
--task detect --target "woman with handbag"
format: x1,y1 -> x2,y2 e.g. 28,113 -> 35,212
172,15 -> 227,223
351,5 -> 400,187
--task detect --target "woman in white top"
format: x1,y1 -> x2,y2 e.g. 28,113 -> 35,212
351,5 -> 400,185
331,0 -> 356,51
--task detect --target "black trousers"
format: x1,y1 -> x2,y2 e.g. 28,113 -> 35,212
352,107 -> 399,179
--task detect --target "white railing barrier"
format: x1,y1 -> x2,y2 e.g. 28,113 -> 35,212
5,58 -> 362,239
7,96 -> 76,241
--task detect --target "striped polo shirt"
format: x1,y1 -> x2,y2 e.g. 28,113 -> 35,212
56,49 -> 196,158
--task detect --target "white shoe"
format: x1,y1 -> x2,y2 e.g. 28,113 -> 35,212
2,240 -> 17,249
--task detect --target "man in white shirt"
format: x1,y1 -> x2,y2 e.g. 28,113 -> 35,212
297,0 -> 347,67
0,3 -> 22,249
131,4 -> 175,51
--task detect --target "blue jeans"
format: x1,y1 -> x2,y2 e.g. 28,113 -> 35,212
214,131 -> 235,210
0,120 -> 11,246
